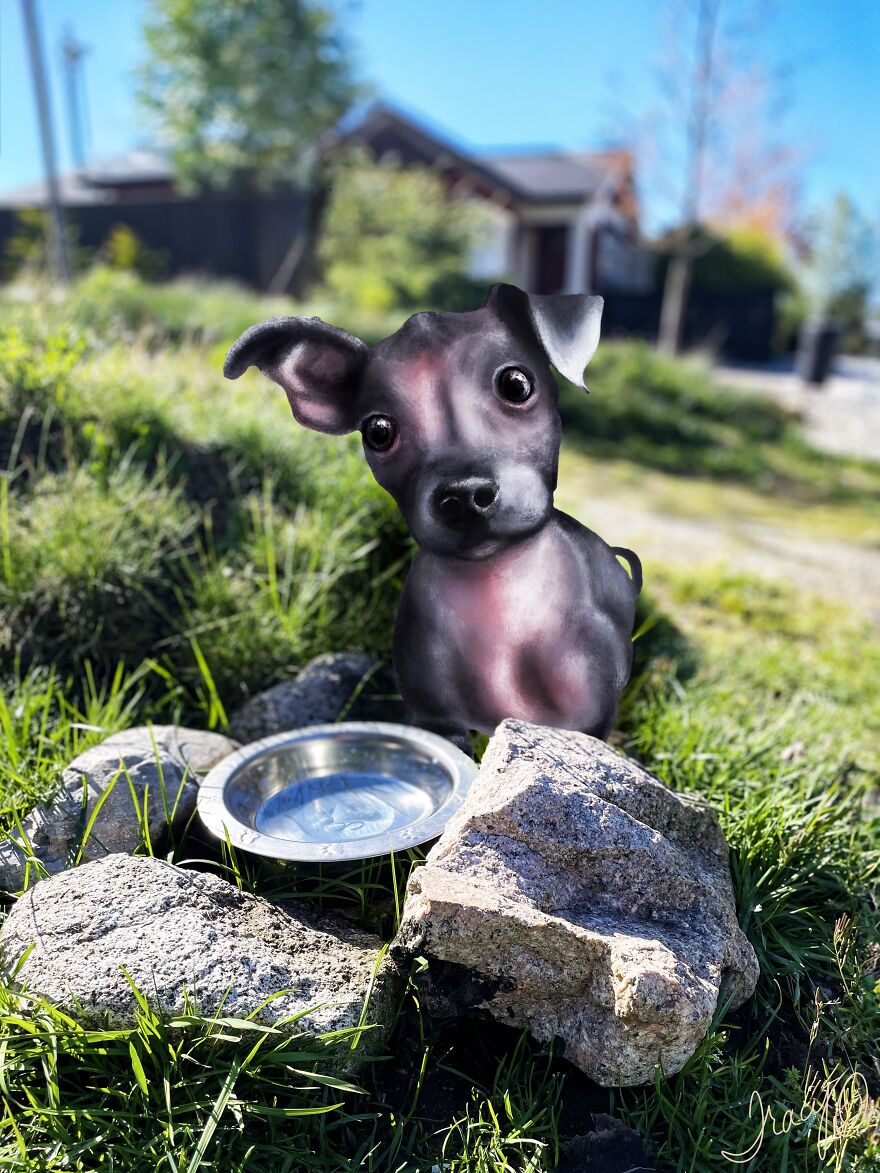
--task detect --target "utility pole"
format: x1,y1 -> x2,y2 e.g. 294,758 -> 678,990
21,0 -> 70,283
61,26 -> 90,171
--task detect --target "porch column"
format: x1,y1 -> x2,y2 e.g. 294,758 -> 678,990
565,207 -> 593,294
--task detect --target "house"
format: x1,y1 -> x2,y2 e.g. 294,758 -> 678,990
0,104 -> 651,298
0,150 -> 313,291
336,103 -> 652,297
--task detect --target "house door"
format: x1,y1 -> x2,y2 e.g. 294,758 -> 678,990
532,225 -> 568,294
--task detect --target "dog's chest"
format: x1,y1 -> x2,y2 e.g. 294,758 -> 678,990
432,545 -> 575,647
398,524 -> 600,727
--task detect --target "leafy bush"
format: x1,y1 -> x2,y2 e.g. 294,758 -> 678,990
560,340 -> 789,477
103,224 -> 168,280
317,148 -> 492,313
654,224 -> 793,294
560,338 -> 880,505
64,266 -> 293,345
1,209 -> 90,282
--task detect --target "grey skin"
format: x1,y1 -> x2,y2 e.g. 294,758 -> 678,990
225,283 -> 641,747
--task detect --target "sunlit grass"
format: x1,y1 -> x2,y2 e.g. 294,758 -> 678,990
1,273 -> 878,1170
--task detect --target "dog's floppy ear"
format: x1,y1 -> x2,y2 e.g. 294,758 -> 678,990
486,283 -> 603,389
224,316 -> 369,434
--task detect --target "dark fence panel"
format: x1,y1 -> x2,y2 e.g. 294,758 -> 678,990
599,294 -> 662,342
0,191 -> 315,292
601,289 -> 777,362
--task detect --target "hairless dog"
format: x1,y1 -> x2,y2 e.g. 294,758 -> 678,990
225,283 -> 641,748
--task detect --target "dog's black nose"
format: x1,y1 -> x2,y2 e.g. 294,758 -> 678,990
433,477 -> 499,527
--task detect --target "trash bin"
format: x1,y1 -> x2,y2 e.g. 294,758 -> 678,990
797,322 -> 839,386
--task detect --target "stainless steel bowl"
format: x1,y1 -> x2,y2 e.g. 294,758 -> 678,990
197,721 -> 478,863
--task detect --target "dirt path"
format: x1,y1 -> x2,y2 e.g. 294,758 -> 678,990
556,458 -> 880,621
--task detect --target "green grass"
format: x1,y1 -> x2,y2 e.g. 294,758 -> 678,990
1,271 -> 878,1170
559,340 -> 880,511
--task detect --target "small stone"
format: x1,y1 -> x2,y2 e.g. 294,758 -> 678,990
558,1115 -> 655,1172
229,653 -> 407,743
0,726 -> 237,893
0,853 -> 397,1051
393,719 -> 758,1087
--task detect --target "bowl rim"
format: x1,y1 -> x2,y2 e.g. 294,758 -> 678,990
196,720 -> 479,863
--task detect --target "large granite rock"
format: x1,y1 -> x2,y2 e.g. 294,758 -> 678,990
393,720 -> 758,1087
0,854 -> 397,1049
229,653 -> 407,743
0,726 -> 237,893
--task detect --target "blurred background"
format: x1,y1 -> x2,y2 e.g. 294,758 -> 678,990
3,0 -> 879,369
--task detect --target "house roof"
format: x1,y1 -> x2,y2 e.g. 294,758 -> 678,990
0,150 -> 173,209
482,151 -> 613,202
339,103 -> 637,215
0,106 -> 637,221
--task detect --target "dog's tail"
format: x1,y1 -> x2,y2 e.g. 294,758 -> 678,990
612,547 -> 643,596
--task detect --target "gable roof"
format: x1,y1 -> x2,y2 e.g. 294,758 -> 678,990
483,151 -> 613,202
338,103 -> 637,214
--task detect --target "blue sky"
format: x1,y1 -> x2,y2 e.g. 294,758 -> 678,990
2,0 -> 878,230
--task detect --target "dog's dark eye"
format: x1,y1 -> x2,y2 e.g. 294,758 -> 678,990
362,414 -> 398,452
496,367 -> 534,404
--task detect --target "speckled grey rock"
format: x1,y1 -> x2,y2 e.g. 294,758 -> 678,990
0,726 -> 237,893
393,719 -> 758,1087
229,653 -> 407,743
0,854 -> 397,1050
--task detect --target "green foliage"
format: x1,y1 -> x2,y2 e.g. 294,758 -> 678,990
2,209 -> 90,282
0,465 -> 196,677
104,224 -> 168,280
654,224 -> 793,295
0,978 -> 377,1172
696,225 -> 794,293
0,273 -> 878,1170
317,148 -> 491,313
138,0 -> 359,192
0,274 -> 409,705
800,192 -> 878,322
62,265 -> 295,343
559,339 -> 880,506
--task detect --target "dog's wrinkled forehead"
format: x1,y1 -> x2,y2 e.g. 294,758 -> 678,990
363,306 -> 545,400
375,309 -> 473,361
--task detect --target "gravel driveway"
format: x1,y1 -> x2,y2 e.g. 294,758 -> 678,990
715,355 -> 880,463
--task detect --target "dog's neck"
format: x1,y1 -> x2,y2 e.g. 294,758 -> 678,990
415,512 -> 562,574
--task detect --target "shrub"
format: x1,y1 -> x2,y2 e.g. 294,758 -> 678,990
65,266 -> 293,345
103,224 -> 168,281
559,340 -> 791,479
317,148 -> 492,313
654,224 -> 793,294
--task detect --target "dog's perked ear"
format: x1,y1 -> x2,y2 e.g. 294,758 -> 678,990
224,316 -> 369,434
486,283 -> 604,390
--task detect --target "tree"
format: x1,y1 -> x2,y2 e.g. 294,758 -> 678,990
640,0 -> 802,353
800,193 -> 878,349
317,148 -> 490,313
138,0 -> 359,193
